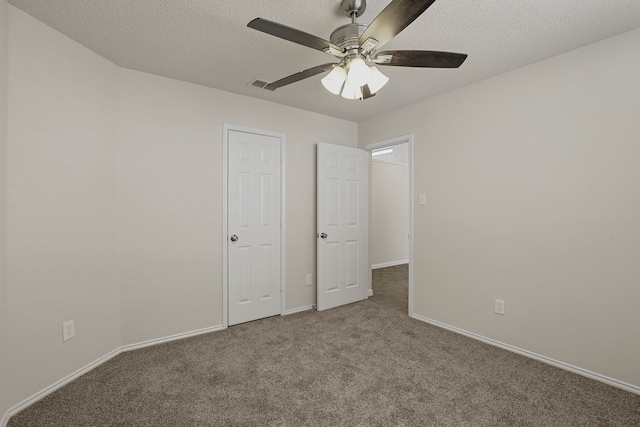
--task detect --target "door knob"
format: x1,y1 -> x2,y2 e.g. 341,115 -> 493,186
319,233 -> 327,239
230,235 -> 238,242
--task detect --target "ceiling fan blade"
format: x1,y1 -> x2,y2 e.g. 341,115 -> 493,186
374,50 -> 467,68
362,85 -> 376,100
264,63 -> 337,90
359,0 -> 437,54
248,18 -> 344,56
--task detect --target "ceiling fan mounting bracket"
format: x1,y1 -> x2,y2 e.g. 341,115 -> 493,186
323,46 -> 346,57
373,54 -> 392,64
360,37 -> 379,55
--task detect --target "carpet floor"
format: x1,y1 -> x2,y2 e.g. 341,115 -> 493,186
370,264 -> 409,314
8,297 -> 640,426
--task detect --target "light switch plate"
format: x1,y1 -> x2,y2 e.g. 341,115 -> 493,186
419,193 -> 427,205
63,320 -> 75,341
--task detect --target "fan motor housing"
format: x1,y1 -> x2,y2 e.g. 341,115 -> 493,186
330,23 -> 367,51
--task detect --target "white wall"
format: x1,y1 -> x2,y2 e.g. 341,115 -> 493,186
117,69 -> 357,344
359,28 -> 640,388
0,0 -> 9,419
3,5 -> 358,415
371,162 -> 409,266
5,6 -> 122,408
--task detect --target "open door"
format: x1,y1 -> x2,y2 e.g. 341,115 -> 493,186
316,142 -> 368,311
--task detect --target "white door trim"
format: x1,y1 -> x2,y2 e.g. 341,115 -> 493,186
222,124 -> 286,328
362,134 -> 414,316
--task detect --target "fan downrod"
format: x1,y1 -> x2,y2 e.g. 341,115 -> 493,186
341,0 -> 367,19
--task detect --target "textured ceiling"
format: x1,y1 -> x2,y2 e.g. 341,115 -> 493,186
8,0 -> 640,122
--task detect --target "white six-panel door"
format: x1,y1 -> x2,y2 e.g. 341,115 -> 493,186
228,129 -> 281,325
317,142 -> 368,311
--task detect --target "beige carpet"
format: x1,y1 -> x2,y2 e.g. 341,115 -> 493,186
8,300 -> 640,426
370,263 -> 409,314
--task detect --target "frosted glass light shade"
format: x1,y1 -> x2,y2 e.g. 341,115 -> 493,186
341,82 -> 363,100
346,57 -> 371,87
367,66 -> 389,94
321,66 -> 347,95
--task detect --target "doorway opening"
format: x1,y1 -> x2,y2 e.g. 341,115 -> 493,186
363,135 -> 413,315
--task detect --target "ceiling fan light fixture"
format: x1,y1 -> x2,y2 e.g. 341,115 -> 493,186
367,66 -> 389,94
321,66 -> 347,95
341,81 -> 362,100
248,0 -> 468,102
346,57 -> 371,87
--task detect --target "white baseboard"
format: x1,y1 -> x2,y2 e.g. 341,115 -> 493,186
1,324 -> 226,427
283,305 -> 315,315
10,311 -> 638,427
1,348 -> 121,427
410,313 -> 640,396
119,325 -> 225,353
372,260 -> 409,269
367,289 -> 373,297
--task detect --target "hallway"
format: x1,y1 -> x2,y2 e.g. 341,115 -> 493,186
369,264 -> 408,314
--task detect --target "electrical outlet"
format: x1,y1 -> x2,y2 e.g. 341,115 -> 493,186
419,193 -> 427,205
494,299 -> 505,315
306,274 -> 313,286
62,320 -> 75,342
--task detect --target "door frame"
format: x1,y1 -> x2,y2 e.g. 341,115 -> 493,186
222,123 -> 286,328
362,134 -> 414,316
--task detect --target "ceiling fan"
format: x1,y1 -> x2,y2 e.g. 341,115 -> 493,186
247,0 -> 467,100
